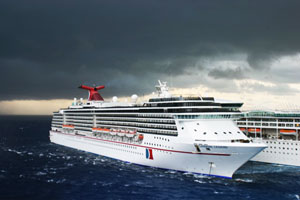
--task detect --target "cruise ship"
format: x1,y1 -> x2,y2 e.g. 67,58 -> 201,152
49,81 -> 266,178
236,111 -> 300,166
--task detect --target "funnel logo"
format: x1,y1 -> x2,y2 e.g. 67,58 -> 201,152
146,148 -> 154,160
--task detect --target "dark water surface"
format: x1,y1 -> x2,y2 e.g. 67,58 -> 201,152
0,115 -> 300,200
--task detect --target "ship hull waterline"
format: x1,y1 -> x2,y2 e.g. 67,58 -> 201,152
50,131 -> 266,178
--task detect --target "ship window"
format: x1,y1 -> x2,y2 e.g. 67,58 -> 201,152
203,132 -> 207,135
194,129 -> 197,132
214,132 -> 218,135
236,132 -> 239,134
229,132 -> 232,134
197,123 -> 199,125
223,132 -> 226,134
182,127 -> 184,130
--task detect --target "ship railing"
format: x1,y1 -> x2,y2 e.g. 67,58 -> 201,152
96,120 -> 177,130
95,116 -> 175,124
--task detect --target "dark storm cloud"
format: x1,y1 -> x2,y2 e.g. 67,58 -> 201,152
208,67 -> 246,80
1,0 -> 300,100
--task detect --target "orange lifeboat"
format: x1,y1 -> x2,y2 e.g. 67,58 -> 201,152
280,129 -> 297,136
247,128 -> 261,133
239,127 -> 246,131
63,125 -> 74,129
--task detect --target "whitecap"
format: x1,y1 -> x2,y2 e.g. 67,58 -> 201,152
165,170 -> 176,174
193,174 -> 211,179
194,179 -> 205,184
8,149 -> 23,155
235,178 -> 253,183
56,178 -> 66,184
36,171 -> 47,176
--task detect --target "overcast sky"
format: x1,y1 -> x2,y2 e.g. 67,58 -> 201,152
1,0 -> 300,114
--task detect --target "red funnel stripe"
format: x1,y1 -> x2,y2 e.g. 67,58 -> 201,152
79,85 -> 105,101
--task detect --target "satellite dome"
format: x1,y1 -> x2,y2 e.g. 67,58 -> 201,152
131,94 -> 138,102
112,96 -> 118,102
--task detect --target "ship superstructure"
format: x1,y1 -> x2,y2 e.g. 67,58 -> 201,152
236,111 -> 300,166
50,81 -> 266,178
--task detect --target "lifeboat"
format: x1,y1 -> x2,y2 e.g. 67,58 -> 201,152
63,124 -> 74,129
110,129 -> 117,136
280,129 -> 297,136
117,130 -> 125,137
247,128 -> 261,133
239,127 -> 246,132
92,127 -> 100,132
126,130 -> 136,138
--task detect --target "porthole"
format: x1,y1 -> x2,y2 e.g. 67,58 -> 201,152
203,132 -> 207,135
214,132 -> 218,135
223,132 -> 226,134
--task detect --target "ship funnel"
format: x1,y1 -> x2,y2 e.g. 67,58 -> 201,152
79,85 -> 105,101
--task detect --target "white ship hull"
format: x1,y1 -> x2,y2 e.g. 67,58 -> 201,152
250,138 -> 300,166
50,130 -> 265,178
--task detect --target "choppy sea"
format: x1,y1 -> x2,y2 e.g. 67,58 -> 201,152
0,116 -> 300,200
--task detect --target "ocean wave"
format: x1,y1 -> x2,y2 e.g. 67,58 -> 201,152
35,171 -> 47,176
234,178 -> 253,183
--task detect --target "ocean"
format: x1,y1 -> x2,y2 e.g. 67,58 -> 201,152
0,115 -> 300,200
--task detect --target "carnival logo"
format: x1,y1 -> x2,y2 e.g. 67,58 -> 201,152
145,148 -> 153,160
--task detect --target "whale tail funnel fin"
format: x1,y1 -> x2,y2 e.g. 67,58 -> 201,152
79,85 -> 105,101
